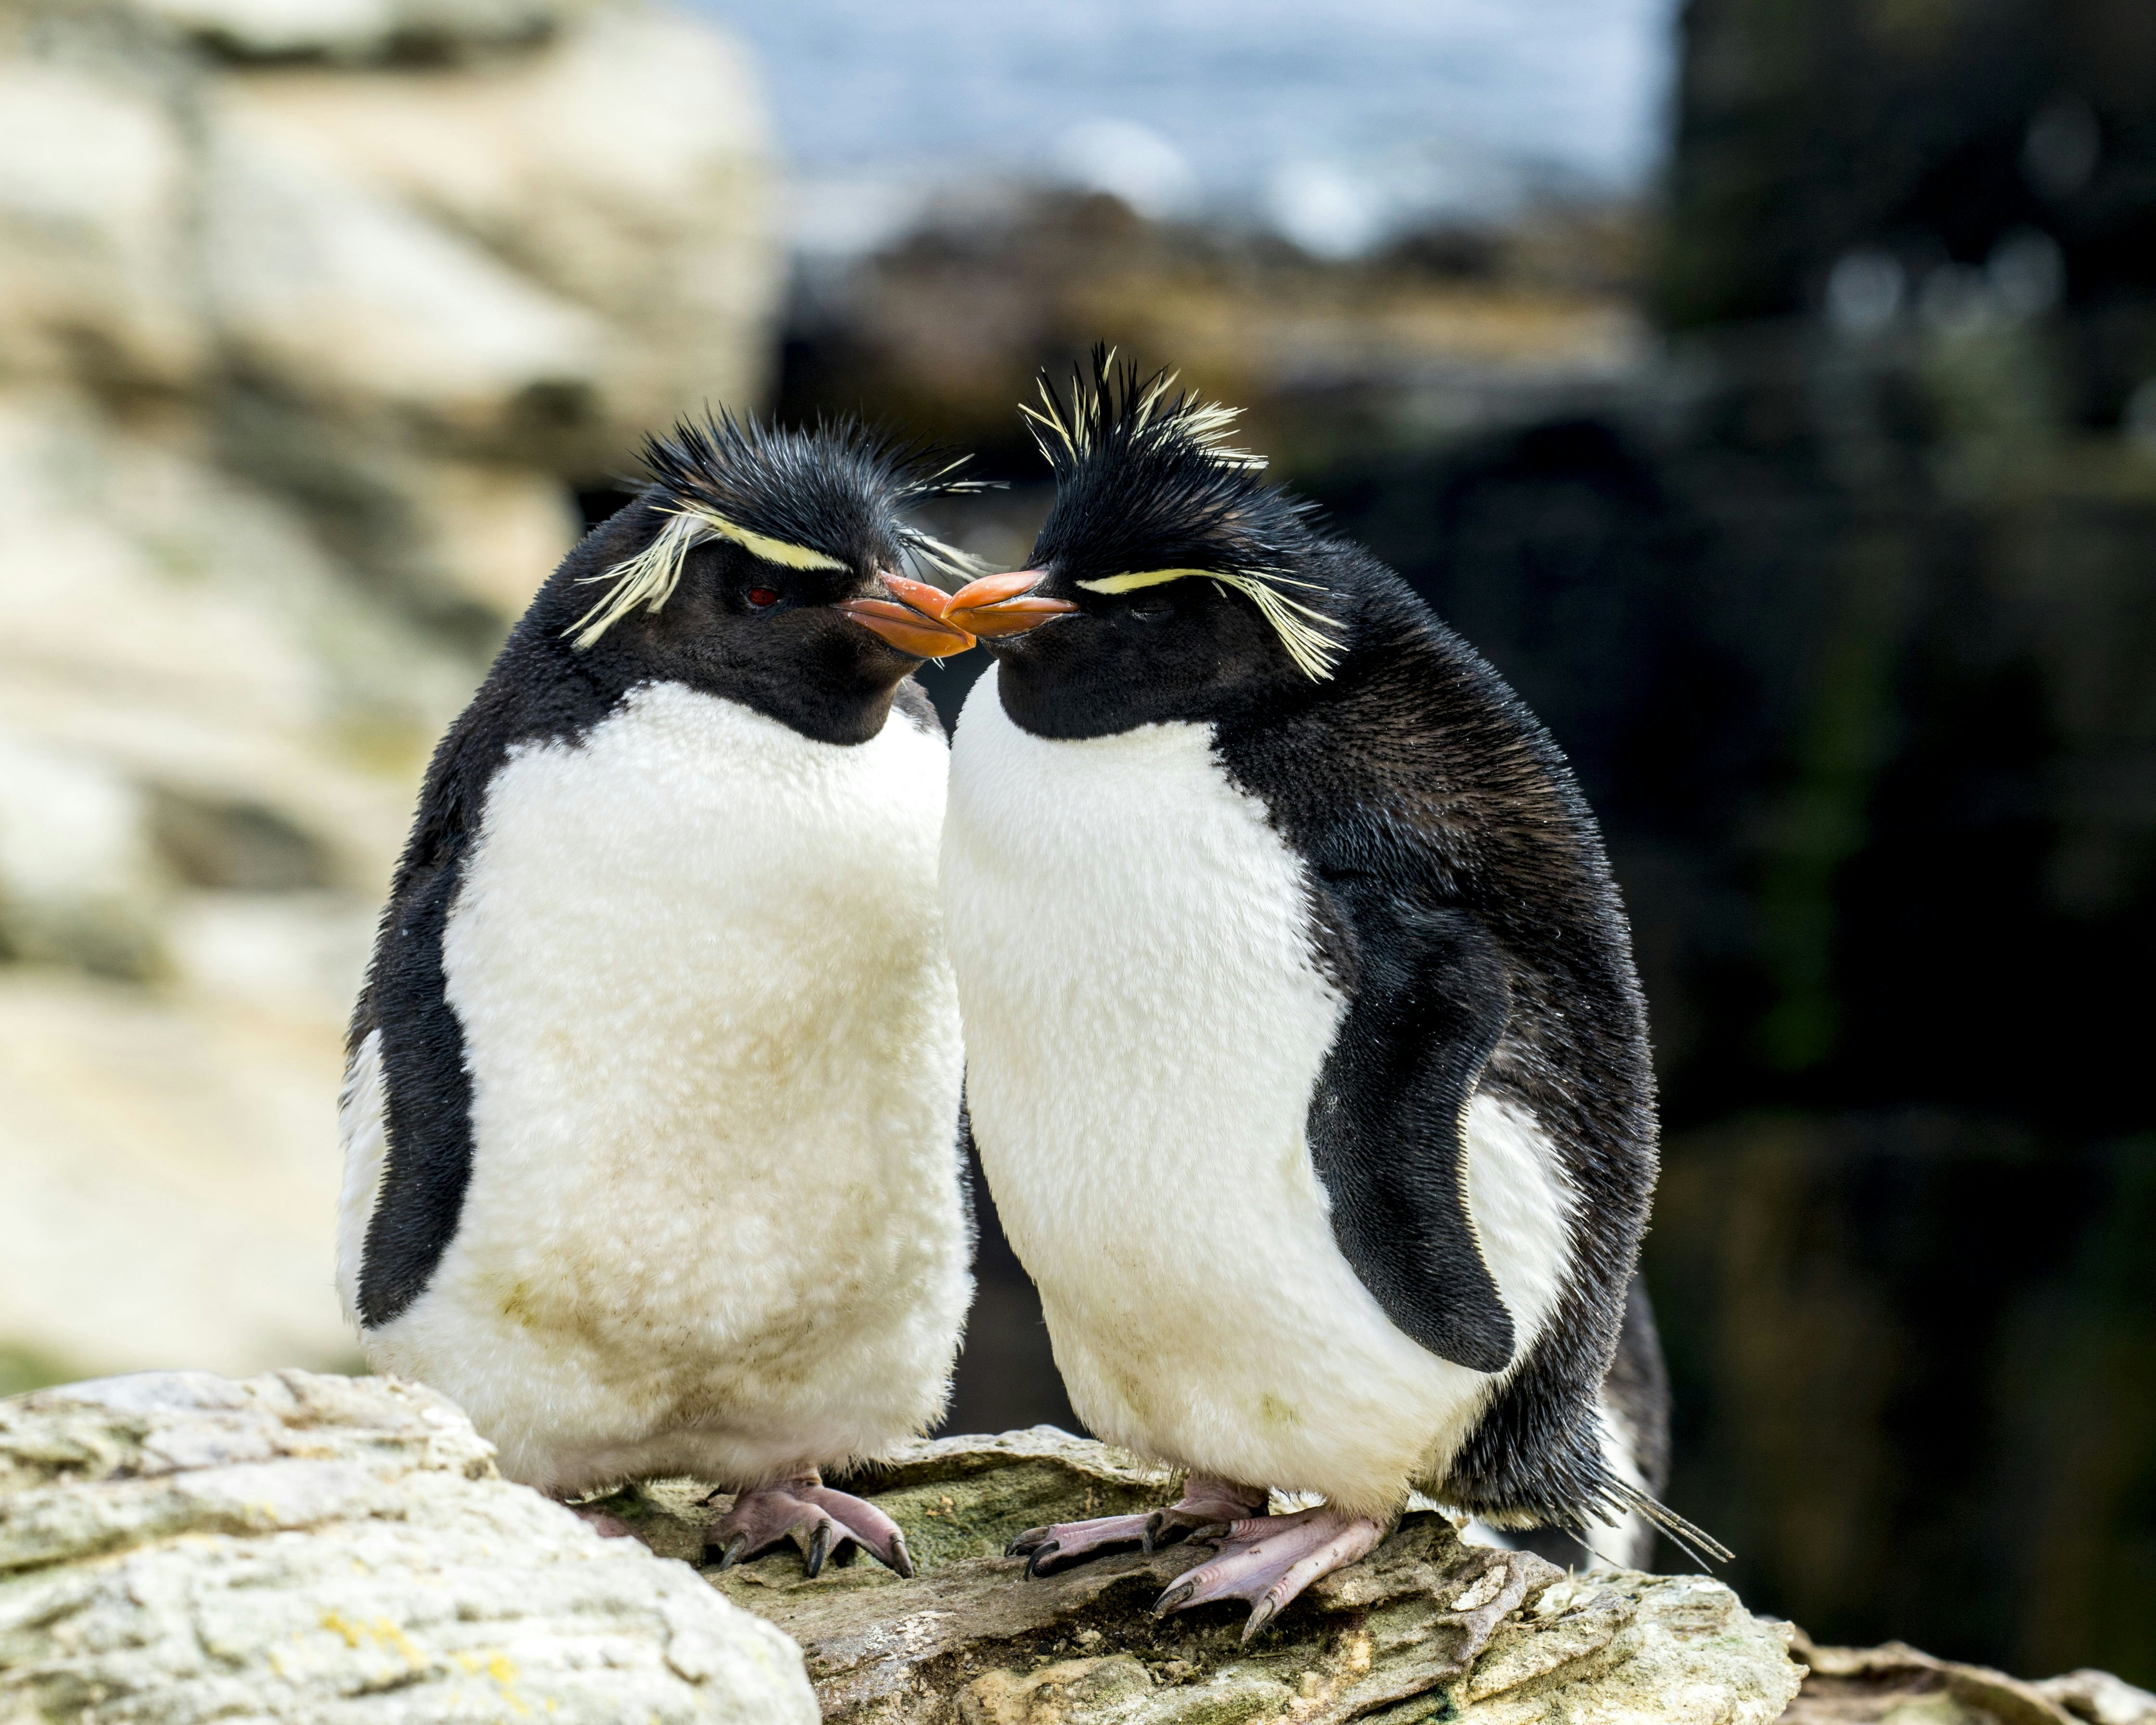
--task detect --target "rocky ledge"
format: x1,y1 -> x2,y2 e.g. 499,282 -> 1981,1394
6,1374 -> 2153,1725
666,1427 -> 1798,1725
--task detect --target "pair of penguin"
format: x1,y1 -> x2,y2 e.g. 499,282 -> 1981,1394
338,354 -> 1720,1634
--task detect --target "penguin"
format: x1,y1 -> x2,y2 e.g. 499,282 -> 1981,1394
937,353 -> 1724,1635
336,412 -> 983,1577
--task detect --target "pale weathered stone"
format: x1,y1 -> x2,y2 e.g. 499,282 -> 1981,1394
0,730 -> 168,976
607,1426 -> 1806,1725
202,110 -> 609,452
218,1 -> 778,464
2036,1669 -> 2156,1725
1787,1635 -> 2156,1725
0,1370 -> 819,1723
0,23 -> 207,393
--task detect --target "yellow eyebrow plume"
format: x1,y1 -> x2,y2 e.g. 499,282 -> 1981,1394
564,510 -> 845,649
706,517 -> 846,572
1076,567 -> 1344,680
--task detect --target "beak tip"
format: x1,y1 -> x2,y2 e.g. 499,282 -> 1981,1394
945,568 -> 1077,639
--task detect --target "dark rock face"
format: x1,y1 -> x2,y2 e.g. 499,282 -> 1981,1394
1658,0 -> 2156,350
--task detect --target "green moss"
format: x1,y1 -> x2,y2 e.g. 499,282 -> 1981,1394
0,1343 -> 81,1402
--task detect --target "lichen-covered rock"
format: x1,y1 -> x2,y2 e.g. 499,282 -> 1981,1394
609,1426 -> 1805,1725
0,1370 -> 818,1724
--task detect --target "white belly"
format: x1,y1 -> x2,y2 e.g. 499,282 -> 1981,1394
349,681 -> 970,1494
941,668 -> 1573,1517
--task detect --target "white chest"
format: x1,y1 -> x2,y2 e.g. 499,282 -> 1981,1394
941,669 -> 1574,1513
360,682 -> 970,1490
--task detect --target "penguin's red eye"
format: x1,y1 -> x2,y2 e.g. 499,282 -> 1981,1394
745,588 -> 780,609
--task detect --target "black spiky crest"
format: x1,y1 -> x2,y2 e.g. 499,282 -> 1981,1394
567,411 -> 990,649
1025,347 -> 1340,678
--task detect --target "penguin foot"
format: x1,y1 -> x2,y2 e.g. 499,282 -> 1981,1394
702,1475 -> 914,1579
566,1504 -> 635,1539
1151,1506 -> 1385,1642
1006,1476 -> 1269,1577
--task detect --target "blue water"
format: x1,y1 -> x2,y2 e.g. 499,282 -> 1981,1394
696,0 -> 1679,251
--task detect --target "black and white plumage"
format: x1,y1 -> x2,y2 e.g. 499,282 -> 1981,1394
939,354 -> 1720,1628
337,414 -> 982,1572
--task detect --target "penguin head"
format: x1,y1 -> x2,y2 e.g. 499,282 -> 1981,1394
541,413 -> 984,744
945,348 -> 1344,738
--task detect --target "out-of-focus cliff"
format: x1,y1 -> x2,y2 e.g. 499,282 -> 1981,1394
0,0 -> 777,1386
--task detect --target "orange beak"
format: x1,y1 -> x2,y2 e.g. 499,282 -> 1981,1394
945,569 -> 1080,639
836,573 -> 978,658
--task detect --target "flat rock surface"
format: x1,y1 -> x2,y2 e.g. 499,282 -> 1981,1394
601,1425 -> 1805,1725
0,1369 -> 817,1724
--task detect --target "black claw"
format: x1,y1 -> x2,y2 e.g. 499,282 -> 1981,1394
829,1535 -> 859,1568
712,1532 -> 750,1571
888,1532 -> 915,1580
1153,1578 -> 1196,1618
1006,1525 -> 1049,1557
1241,1596 -> 1282,1643
1024,1540 -> 1061,1580
804,1519 -> 834,1579
1189,1521 -> 1232,1543
1142,1511 -> 1164,1554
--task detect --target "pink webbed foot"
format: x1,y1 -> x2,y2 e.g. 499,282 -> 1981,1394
567,1503 -> 635,1539
1153,1506 -> 1386,1642
703,1474 -> 914,1579
1006,1476 -> 1270,1577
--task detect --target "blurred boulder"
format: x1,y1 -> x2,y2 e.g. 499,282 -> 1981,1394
0,731 -> 166,977
0,1369 -> 818,1723
135,0 -> 589,60
0,0 -> 778,1385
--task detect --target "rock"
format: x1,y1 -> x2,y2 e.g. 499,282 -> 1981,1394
0,19 -> 207,394
0,0 -> 775,1383
0,731 -> 167,976
2035,1670 -> 2156,1725
0,969 -> 359,1379
606,1425 -> 1806,1725
201,109 -> 609,453
0,1369 -> 819,1723
134,0 -> 588,61
216,0 -> 778,464
1787,1636 -> 2156,1725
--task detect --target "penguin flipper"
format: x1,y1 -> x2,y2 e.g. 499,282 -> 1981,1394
358,850 -> 477,1329
1306,896 -> 1516,1374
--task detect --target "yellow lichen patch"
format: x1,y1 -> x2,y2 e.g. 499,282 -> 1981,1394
457,1649 -> 534,1716
319,1611 -> 426,1670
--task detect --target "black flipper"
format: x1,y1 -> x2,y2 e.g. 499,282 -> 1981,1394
1305,890 -> 1515,1373
358,845 -> 476,1328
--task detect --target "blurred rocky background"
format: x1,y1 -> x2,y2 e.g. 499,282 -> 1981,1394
3,0 -> 2151,1699
0,0 -> 776,1383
